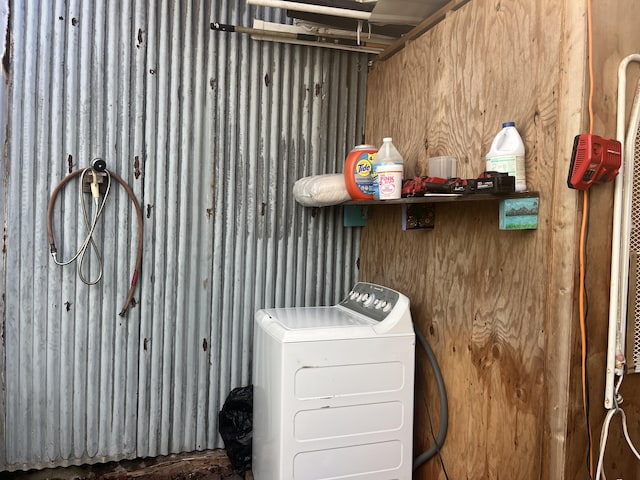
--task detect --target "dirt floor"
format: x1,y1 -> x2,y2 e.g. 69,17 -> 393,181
2,450 -> 253,480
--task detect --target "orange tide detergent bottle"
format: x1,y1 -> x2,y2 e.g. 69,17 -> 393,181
344,145 -> 378,200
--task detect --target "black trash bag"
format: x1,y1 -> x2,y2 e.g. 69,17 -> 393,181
218,384 -> 253,473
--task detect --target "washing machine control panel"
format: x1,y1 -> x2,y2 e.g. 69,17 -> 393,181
339,282 -> 400,322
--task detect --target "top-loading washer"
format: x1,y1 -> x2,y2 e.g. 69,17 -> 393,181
252,282 -> 415,480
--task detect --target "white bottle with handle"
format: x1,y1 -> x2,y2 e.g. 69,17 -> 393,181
372,137 -> 404,200
486,122 -> 527,192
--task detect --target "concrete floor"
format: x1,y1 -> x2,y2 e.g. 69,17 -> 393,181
2,450 -> 252,480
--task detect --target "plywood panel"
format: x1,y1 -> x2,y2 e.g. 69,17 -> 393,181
362,0 -> 582,478
541,0 -> 588,477
578,1 -> 640,479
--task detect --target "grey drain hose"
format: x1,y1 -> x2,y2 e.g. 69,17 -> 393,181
413,325 -> 449,471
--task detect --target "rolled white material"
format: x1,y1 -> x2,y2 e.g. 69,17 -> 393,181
293,174 -> 352,207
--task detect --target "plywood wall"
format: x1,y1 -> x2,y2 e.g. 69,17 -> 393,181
576,1 -> 640,479
361,0 -> 591,478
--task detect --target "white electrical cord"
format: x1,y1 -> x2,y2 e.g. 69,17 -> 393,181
596,375 -> 640,479
51,167 -> 112,285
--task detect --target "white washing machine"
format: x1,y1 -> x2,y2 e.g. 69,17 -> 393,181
252,282 -> 415,480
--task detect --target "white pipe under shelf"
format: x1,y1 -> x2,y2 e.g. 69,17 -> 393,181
246,0 -> 371,20
253,19 -> 393,46
249,33 -> 383,53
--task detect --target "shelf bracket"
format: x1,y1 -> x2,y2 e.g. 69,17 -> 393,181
344,204 -> 369,227
402,203 -> 435,230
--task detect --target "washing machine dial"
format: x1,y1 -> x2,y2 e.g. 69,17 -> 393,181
363,294 -> 376,307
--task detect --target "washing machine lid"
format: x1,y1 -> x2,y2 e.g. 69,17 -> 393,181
256,306 -> 382,342
262,306 -> 376,329
255,282 -> 414,342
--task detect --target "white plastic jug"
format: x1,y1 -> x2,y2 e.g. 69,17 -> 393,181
372,137 -> 404,200
486,122 -> 526,192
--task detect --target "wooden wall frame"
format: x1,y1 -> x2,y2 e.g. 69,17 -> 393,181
361,0 -> 640,478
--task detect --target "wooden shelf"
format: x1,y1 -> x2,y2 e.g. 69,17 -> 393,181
344,191 -> 539,205
342,191 -> 540,230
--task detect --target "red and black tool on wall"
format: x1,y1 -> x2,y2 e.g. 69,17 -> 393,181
567,133 -> 622,190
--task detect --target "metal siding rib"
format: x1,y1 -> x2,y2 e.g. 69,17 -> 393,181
0,0 -> 8,467
1,0 -> 367,470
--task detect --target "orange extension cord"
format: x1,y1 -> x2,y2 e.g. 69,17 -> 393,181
580,0 -> 595,477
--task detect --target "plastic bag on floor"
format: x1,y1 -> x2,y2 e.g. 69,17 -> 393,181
218,385 -> 253,473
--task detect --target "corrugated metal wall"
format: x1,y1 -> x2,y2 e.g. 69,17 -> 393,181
1,0 -> 369,471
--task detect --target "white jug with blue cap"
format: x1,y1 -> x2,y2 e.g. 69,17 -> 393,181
486,122 -> 526,192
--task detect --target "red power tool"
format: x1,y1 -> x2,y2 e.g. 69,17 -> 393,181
567,134 -> 621,190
